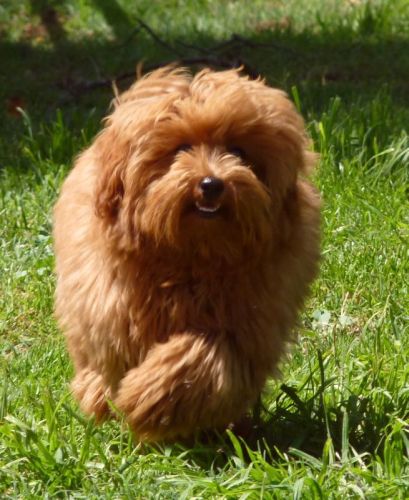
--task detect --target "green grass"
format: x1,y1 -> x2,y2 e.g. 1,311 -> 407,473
1,0 -> 409,497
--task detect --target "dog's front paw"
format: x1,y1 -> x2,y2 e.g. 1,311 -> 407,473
114,334 -> 230,440
115,365 -> 194,441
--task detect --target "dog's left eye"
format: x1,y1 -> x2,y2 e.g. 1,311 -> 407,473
175,144 -> 192,154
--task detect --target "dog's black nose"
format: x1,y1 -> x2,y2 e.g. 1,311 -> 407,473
199,176 -> 224,200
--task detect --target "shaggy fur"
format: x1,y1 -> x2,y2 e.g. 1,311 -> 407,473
53,66 -> 320,441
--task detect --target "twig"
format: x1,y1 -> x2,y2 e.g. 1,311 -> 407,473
117,26 -> 142,48
134,17 -> 183,57
209,33 -> 300,56
63,56 -> 259,95
61,18 -> 308,96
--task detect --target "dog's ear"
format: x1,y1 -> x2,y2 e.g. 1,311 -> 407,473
94,129 -> 126,222
249,82 -> 318,176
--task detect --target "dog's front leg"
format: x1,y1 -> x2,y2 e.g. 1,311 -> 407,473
115,332 -> 254,441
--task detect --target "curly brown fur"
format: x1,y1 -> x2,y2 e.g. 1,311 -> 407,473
53,66 -> 320,441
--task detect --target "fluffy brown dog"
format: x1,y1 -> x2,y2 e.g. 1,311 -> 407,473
53,66 -> 320,441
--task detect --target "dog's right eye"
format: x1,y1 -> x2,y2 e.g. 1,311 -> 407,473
228,147 -> 246,160
175,144 -> 192,154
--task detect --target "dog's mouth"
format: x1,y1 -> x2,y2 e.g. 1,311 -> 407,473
194,200 -> 222,219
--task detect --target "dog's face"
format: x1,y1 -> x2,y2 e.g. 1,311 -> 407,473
94,67 -> 314,263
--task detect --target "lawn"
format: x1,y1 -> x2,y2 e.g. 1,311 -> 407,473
0,0 -> 408,497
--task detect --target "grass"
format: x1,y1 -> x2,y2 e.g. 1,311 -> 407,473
0,0 -> 408,497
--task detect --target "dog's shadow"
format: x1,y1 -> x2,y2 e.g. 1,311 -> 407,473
148,386 -> 390,471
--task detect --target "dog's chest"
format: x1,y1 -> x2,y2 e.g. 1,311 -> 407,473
131,272 -> 262,342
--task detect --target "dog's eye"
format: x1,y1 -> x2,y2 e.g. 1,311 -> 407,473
175,144 -> 192,154
228,147 -> 246,160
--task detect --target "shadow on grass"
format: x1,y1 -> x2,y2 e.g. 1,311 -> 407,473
256,389 -> 390,458
131,390 -> 393,473
1,0 -> 409,139
158,386 -> 396,472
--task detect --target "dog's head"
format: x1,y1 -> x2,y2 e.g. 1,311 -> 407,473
93,66 -> 315,263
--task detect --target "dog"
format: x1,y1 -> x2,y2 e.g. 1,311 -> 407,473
53,66 -> 320,441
